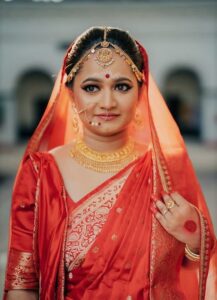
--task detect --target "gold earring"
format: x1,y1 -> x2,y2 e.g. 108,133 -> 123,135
134,109 -> 142,127
71,102 -> 79,134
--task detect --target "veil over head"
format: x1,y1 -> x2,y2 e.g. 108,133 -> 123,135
15,28 -> 216,299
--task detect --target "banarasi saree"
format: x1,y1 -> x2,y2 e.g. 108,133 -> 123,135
4,149 -> 216,299
4,37 -> 217,299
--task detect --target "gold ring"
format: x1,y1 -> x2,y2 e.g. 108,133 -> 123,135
162,208 -> 169,215
166,199 -> 175,209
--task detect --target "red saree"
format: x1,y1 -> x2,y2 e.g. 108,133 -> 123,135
4,37 -> 217,299
4,149 -> 185,299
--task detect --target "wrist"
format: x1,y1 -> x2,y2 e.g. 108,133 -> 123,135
185,244 -> 200,262
186,232 -> 200,251
186,244 -> 200,254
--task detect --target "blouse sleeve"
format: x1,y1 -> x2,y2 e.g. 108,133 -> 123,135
4,154 -> 39,291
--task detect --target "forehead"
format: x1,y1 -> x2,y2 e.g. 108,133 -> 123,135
75,49 -> 137,80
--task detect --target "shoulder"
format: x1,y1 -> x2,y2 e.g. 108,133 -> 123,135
19,143 -> 75,176
22,150 -> 57,175
134,142 -> 152,158
48,142 -> 75,163
23,151 -> 47,168
49,142 -> 75,155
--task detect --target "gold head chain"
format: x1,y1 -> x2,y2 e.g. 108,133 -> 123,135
67,27 -> 144,83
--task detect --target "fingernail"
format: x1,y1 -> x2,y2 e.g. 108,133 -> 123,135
150,205 -> 157,214
161,191 -> 169,197
156,200 -> 162,206
150,206 -> 154,213
151,194 -> 158,201
155,213 -> 160,219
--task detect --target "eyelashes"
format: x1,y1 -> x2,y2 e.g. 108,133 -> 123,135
82,83 -> 132,93
116,83 -> 132,92
82,85 -> 99,93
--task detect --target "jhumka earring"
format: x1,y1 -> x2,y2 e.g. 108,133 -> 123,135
134,109 -> 143,127
71,102 -> 79,134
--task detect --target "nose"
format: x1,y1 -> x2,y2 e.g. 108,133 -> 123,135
99,88 -> 117,110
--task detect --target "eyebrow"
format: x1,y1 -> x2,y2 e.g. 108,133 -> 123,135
82,77 -> 133,84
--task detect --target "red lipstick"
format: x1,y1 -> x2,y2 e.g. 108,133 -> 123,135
95,114 -> 120,121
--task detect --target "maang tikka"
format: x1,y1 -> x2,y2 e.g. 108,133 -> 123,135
66,27 -> 144,83
94,27 -> 114,68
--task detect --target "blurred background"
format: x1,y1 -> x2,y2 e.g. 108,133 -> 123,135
0,0 -> 216,295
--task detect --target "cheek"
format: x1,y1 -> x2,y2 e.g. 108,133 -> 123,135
72,81 -> 88,106
74,91 -> 90,109
119,92 -> 138,115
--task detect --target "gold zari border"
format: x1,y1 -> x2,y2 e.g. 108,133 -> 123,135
5,248 -> 38,290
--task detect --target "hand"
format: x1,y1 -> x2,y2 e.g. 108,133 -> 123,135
152,191 -> 200,250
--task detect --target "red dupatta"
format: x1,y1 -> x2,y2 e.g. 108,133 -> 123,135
5,34 -> 216,299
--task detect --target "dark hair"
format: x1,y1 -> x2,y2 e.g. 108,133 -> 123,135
65,26 -> 144,87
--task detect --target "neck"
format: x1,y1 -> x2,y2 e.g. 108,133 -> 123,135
82,129 -> 129,152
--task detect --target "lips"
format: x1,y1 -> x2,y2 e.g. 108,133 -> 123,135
95,114 -> 120,121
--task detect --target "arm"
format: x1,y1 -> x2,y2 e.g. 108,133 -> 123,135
7,290 -> 38,300
4,155 -> 39,295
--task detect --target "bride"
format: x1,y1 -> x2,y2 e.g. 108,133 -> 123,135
4,26 -> 216,300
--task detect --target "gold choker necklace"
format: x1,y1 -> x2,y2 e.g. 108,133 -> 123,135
69,139 -> 137,173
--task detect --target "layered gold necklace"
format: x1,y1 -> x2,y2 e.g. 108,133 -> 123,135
69,138 -> 137,173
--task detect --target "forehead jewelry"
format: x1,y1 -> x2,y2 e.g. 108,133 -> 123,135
94,27 -> 114,68
67,27 -> 144,83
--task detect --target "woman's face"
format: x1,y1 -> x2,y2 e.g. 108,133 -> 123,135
71,49 -> 141,137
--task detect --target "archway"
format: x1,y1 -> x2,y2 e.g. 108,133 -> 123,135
163,68 -> 201,138
15,69 -> 53,141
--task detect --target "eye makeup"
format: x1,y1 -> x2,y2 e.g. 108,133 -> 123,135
81,82 -> 132,93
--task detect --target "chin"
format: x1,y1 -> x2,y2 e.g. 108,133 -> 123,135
92,124 -> 130,137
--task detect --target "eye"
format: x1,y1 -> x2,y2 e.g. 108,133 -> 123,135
82,84 -> 99,93
115,83 -> 132,92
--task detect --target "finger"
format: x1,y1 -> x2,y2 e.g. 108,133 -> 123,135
150,194 -> 159,202
155,212 -> 169,230
150,203 -> 158,214
161,192 -> 177,211
170,191 -> 187,206
155,200 -> 171,218
161,192 -> 172,204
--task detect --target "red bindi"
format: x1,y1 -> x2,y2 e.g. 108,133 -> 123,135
105,74 -> 110,78
184,220 -> 197,233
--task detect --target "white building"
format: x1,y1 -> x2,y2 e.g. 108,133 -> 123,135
0,0 -> 216,144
